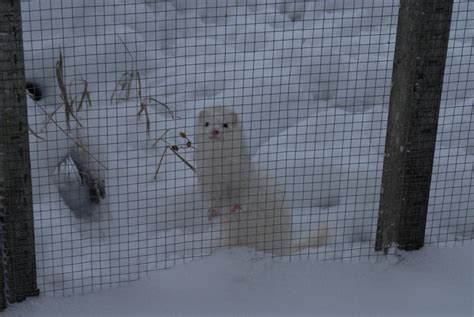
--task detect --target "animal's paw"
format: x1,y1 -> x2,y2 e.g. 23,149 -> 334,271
207,208 -> 219,223
230,203 -> 241,213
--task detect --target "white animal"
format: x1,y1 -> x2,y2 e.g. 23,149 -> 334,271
194,106 -> 326,256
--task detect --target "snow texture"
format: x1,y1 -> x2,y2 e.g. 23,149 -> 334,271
3,245 -> 473,316
17,0 -> 474,297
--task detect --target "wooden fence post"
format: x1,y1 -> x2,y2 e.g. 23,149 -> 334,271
0,170 -> 5,309
375,0 -> 454,252
0,0 -> 39,310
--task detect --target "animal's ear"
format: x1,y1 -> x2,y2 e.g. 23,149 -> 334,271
197,109 -> 205,125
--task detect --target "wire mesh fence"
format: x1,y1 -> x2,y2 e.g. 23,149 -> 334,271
0,0 -> 471,300
425,0 -> 473,245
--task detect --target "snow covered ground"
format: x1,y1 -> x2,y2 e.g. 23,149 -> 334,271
4,244 -> 473,316
18,0 -> 473,303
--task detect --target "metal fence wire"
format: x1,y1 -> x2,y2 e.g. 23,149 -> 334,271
1,0 -> 471,297
426,0 -> 473,245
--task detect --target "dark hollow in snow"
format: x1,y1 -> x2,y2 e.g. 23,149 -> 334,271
25,81 -> 43,101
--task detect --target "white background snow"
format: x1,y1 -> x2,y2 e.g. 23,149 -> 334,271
5,245 -> 473,316
7,0 -> 474,315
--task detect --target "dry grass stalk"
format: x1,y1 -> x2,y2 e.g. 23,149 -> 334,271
56,50 -> 83,131
137,100 -> 151,135
37,50 -> 93,134
168,145 -> 196,173
137,97 -> 177,136
110,71 -> 138,103
153,145 -> 196,180
28,126 -> 46,141
153,147 -> 168,180
145,97 -> 176,119
110,37 -> 141,104
33,50 -> 93,141
153,131 -> 195,179
111,38 -> 176,135
76,80 -> 92,112
30,50 -> 92,141
35,101 -> 107,170
149,129 -> 170,149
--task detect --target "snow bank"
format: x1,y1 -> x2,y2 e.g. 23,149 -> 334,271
4,244 -> 473,316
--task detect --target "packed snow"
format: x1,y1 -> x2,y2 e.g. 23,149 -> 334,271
17,0 -> 473,306
3,245 -> 473,316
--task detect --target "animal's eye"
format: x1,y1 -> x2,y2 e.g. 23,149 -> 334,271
204,122 -> 209,127
223,123 -> 229,128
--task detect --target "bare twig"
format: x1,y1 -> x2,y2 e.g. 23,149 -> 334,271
147,97 -> 176,119
167,145 -> 196,173
153,147 -> 168,180
40,103 -> 63,132
28,126 -> 46,141
153,144 -> 196,180
149,129 -> 171,149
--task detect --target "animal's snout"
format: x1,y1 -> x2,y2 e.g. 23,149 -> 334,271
209,128 -> 221,140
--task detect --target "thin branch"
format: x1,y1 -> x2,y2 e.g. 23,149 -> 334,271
147,97 -> 176,119
154,146 -> 168,180
167,145 -> 196,173
149,129 -> 170,149
28,126 -> 46,141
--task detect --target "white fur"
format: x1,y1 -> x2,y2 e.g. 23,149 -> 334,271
194,106 -> 326,255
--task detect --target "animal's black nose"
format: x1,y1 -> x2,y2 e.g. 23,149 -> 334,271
212,129 -> 220,135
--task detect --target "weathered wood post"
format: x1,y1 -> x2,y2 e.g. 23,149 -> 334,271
0,0 -> 39,310
0,168 -> 5,309
376,0 -> 454,252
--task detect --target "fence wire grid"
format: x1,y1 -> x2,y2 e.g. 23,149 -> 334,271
5,0 -> 471,296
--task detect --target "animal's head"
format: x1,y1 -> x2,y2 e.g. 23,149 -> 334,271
196,107 -> 241,143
